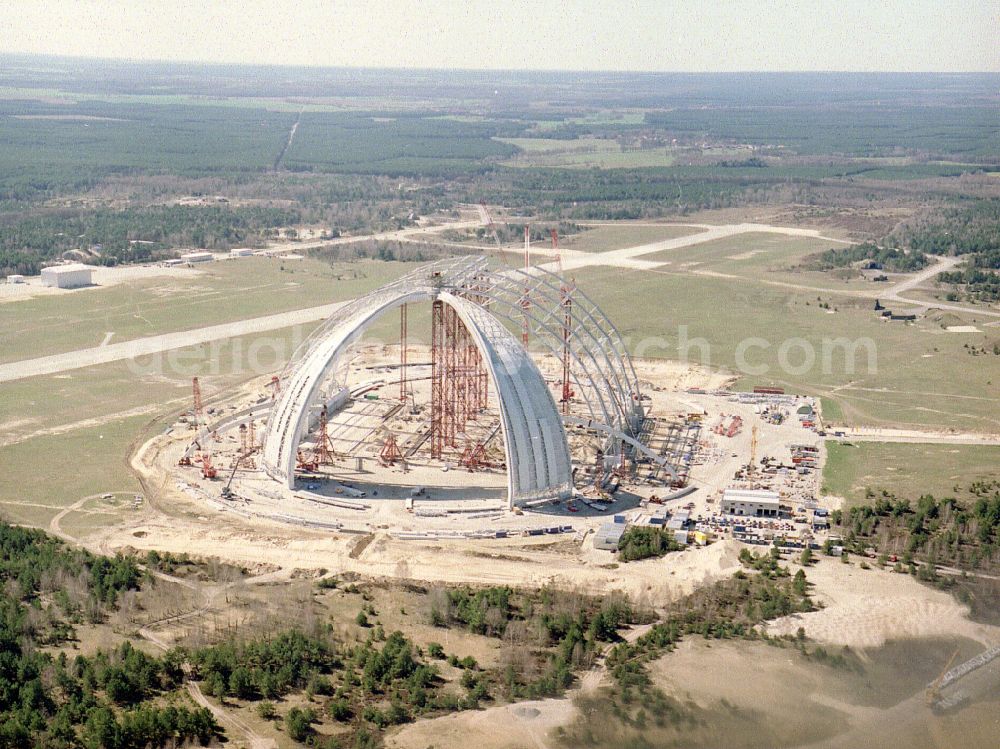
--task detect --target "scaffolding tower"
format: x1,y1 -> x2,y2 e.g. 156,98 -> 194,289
430,293 -> 489,459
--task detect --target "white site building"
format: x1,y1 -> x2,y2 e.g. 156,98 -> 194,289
40,263 -> 93,289
721,488 -> 781,518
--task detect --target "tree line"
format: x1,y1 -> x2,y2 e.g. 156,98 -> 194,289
833,482 -> 1000,576
617,526 -> 684,561
803,241 -> 929,273
0,521 -> 219,748
0,204 -> 301,276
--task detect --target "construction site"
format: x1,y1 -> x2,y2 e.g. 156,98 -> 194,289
158,250 -> 670,533
149,247 -> 833,549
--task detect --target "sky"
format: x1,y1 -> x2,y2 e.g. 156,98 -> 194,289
0,0 -> 997,72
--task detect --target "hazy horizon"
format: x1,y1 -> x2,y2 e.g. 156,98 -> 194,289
0,0 -> 997,73
5,51 -> 1000,76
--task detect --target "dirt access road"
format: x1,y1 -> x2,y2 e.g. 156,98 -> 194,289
882,254 -> 1000,319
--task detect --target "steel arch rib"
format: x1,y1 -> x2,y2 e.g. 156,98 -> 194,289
486,268 -> 640,435
262,267 -> 572,507
491,269 -> 635,425
521,266 -> 642,424
467,286 -> 612,429
441,292 -> 572,504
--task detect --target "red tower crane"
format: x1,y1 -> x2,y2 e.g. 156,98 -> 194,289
309,408 -> 339,466
192,377 -> 204,427
521,225 -> 531,347
266,375 -> 281,401
460,442 -> 489,471
478,201 -> 502,252
296,450 -> 318,472
380,434 -> 403,466
201,452 -> 218,480
234,422 -> 257,470
551,229 -> 574,413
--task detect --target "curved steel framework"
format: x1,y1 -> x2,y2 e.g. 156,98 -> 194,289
262,256 -> 648,507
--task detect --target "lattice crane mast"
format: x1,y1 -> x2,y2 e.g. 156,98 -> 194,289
926,649 -> 960,706
189,376 -> 205,451
521,225 -> 531,347
551,229 -> 574,412
478,202 -> 503,253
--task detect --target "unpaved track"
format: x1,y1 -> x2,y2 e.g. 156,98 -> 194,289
50,493 -> 277,748
140,569 -> 286,749
186,681 -> 275,749
831,426 -> 1000,446
273,108 -> 301,171
49,492 -> 131,544
261,219 -> 485,255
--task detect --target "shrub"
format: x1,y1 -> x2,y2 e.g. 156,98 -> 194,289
257,701 -> 276,720
285,707 -> 315,742
617,527 -> 683,562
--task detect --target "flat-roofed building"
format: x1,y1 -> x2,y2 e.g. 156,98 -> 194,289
40,263 -> 92,289
721,488 -> 780,518
594,522 -> 626,551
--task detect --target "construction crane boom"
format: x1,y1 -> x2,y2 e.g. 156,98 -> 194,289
521,225 -> 531,347
552,229 -> 574,412
479,202 -> 502,251
926,648 -> 960,706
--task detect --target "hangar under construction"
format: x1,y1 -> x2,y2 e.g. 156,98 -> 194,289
180,255 -> 676,511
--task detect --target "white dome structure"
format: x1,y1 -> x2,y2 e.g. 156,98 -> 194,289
261,256 -> 661,508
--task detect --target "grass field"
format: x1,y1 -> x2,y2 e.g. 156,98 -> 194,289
497,137 -> 677,168
646,231 -> 828,265
0,414 -> 147,528
819,397 -> 844,422
666,232 -> 880,292
0,317 -> 324,533
822,441 -> 1000,506
0,257 -> 413,364
0,317 -> 319,445
574,265 -> 1000,432
561,223 -> 706,252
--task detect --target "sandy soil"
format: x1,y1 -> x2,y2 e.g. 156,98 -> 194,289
94,462 -> 747,602
650,639 -> 854,745
646,637 -> 1000,749
836,426 -> 1000,446
385,698 -> 576,749
767,559 -> 999,648
383,557 -> 1000,749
